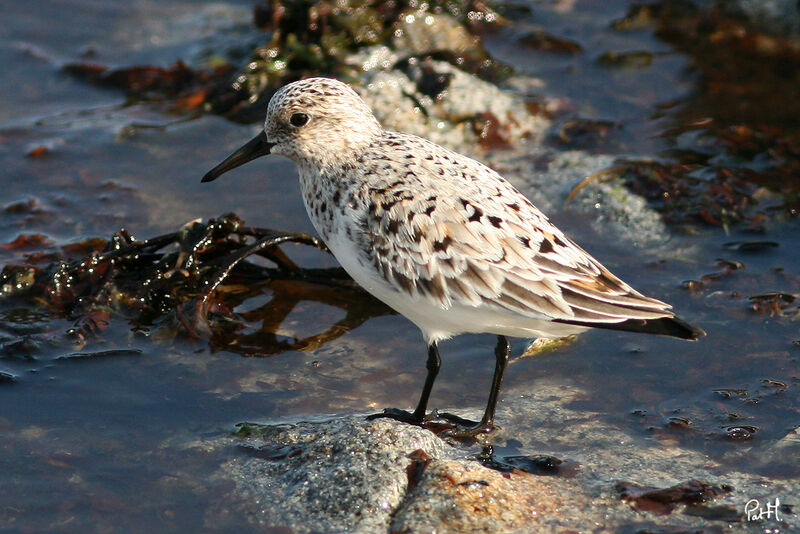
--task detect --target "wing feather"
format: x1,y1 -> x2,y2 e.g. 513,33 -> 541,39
357,133 -> 677,327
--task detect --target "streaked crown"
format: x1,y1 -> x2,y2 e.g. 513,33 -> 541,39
264,78 -> 382,168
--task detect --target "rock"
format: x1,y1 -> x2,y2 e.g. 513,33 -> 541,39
215,417 -> 448,533
391,11 -> 479,56
755,425 -> 800,471
390,458 -> 576,532
355,57 -> 549,153
204,390 -> 800,532
213,415 -> 589,533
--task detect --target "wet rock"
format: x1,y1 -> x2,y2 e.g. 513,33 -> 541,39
214,416 -> 590,533
357,58 -> 548,153
0,370 -> 16,383
518,30 -> 582,54
392,11 -> 479,56
203,382 -> 800,532
390,457 -> 574,532
748,292 -> 798,316
215,417 -> 448,533
0,265 -> 38,295
723,240 -> 779,252
4,197 -> 46,215
55,348 -> 143,361
756,425 -> 800,472
616,479 -> 733,514
556,119 -> 622,149
597,50 -> 654,69
201,0 -> 511,120
1,335 -> 41,361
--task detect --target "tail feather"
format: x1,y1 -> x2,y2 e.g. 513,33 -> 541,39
555,315 -> 705,340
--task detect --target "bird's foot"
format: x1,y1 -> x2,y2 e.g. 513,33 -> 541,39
367,409 -> 500,443
437,412 -> 500,441
366,408 -> 424,425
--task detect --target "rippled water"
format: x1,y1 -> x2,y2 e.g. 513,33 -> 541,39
1,0 -> 798,531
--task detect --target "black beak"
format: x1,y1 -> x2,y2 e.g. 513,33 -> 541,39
201,131 -> 274,183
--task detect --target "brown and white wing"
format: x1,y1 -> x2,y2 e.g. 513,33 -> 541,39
362,170 -> 702,340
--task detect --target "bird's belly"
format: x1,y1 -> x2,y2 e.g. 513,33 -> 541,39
323,232 -> 587,344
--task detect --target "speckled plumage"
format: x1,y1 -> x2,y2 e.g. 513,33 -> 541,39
256,78 -> 701,344
203,77 -> 703,431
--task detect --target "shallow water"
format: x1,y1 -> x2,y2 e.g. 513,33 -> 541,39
1,0 -> 799,531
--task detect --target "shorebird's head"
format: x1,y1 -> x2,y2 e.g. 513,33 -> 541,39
201,78 -> 382,183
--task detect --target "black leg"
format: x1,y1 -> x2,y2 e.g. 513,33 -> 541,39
367,342 -> 440,425
478,335 -> 511,429
369,337 -> 510,438
412,342 -> 441,421
438,335 -> 511,438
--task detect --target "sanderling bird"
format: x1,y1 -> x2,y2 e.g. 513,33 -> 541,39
202,77 -> 704,436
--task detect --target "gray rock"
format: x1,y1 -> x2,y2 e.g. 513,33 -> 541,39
205,387 -> 799,532
355,57 -> 548,153
213,417 -> 449,533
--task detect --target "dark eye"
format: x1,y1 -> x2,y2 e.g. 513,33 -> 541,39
289,113 -> 309,127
